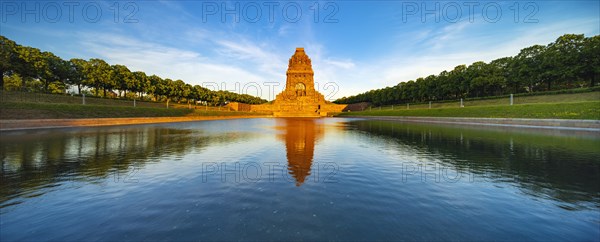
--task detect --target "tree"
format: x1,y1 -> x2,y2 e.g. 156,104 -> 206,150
68,58 -> 87,94
435,71 -> 451,100
544,34 -> 584,89
170,79 -> 187,102
159,78 -> 174,101
132,71 -> 148,98
449,65 -> 467,98
3,73 -> 23,91
87,59 -> 114,97
112,64 -> 134,97
211,93 -> 222,106
465,61 -> 506,97
16,45 -> 47,91
44,52 -> 69,93
492,57 -> 519,94
581,35 -> 600,87
183,84 -> 193,103
514,45 -> 546,92
0,36 -> 21,89
147,75 -> 162,100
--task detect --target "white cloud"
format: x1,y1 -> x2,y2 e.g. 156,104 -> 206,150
213,38 -> 286,79
323,59 -> 356,69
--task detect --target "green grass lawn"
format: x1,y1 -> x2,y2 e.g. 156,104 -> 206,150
372,91 -> 600,110
0,101 -> 273,119
0,91 -> 264,113
337,101 -> 600,119
0,102 -> 193,119
0,91 -> 167,108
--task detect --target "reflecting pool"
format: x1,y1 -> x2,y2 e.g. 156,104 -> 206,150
1,118 -> 599,240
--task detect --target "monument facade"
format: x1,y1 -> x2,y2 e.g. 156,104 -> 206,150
229,48 -> 347,117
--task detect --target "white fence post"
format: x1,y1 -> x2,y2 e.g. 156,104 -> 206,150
429,101 -> 431,109
510,94 -> 513,106
460,98 -> 464,108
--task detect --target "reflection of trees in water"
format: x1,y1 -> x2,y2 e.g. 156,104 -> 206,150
276,118 -> 324,186
348,120 -> 600,207
0,127 -> 251,206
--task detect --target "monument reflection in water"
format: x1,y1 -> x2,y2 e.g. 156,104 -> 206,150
277,118 -> 324,186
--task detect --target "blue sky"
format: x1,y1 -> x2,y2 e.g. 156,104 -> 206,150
1,1 -> 598,100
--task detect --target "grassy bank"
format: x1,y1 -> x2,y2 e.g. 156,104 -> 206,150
368,91 -> 600,111
0,90 -> 167,108
0,102 -> 193,119
0,102 -> 272,119
337,101 -> 600,120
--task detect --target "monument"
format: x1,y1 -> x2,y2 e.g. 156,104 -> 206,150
228,48 -> 347,117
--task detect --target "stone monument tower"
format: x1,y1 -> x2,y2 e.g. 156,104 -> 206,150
283,48 -> 316,98
272,48 -> 329,117
229,48 -> 347,116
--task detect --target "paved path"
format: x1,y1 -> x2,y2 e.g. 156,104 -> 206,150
0,116 -> 272,131
342,116 -> 600,131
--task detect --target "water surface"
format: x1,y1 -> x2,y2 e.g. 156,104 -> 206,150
1,118 -> 599,241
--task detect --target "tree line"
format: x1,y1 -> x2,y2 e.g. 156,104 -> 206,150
334,34 -> 599,106
0,35 -> 267,105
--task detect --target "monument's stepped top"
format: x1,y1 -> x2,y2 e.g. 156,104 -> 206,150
287,48 -> 314,74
